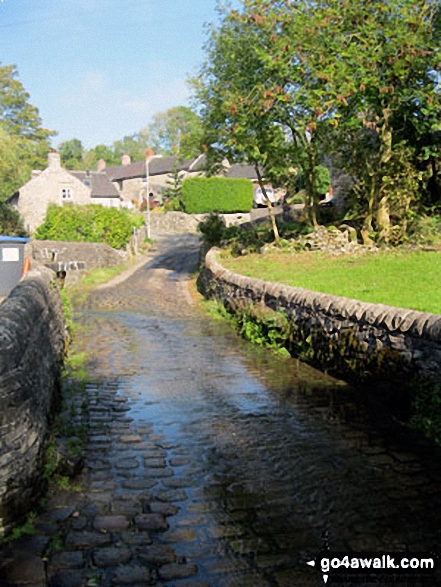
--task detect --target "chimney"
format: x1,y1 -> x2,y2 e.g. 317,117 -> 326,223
97,159 -> 106,172
47,151 -> 61,169
122,153 -> 131,166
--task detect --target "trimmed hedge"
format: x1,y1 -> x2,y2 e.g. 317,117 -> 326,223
34,204 -> 144,250
181,177 -> 253,213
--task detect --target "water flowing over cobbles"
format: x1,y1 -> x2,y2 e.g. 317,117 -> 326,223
2,234 -> 441,587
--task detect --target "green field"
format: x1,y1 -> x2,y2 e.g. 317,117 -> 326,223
221,249 -> 441,315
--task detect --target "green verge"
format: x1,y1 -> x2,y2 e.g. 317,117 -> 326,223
221,249 -> 441,315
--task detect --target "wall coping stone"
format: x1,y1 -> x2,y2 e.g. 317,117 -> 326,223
205,247 -> 441,343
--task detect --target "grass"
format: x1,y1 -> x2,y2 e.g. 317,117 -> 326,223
66,263 -> 128,306
221,249 -> 441,314
74,264 -> 128,289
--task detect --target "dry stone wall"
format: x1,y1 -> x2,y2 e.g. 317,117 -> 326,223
29,240 -> 127,273
199,248 -> 441,386
0,264 -> 66,536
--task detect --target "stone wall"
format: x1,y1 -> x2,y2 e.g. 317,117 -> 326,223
148,211 -> 252,235
199,248 -> 441,386
0,264 -> 66,536
28,240 -> 127,273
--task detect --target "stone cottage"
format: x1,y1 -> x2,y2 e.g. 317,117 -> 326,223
8,152 -> 122,233
103,154 -> 205,206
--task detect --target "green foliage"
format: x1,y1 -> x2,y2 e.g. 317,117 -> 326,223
314,166 -> 331,196
0,201 -> 28,235
161,161 -> 185,206
411,381 -> 441,445
147,106 -> 203,159
182,177 -> 253,213
198,214 -> 312,254
408,214 -> 441,245
34,204 -> 144,249
193,0 -> 441,237
236,305 -> 290,353
7,512 -> 37,541
0,63 -> 54,200
198,212 -> 227,246
60,287 -> 74,339
59,139 -> 84,170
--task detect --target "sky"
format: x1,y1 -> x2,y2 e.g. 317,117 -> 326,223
0,0 -> 234,149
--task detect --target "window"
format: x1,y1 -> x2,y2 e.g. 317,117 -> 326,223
60,187 -> 73,201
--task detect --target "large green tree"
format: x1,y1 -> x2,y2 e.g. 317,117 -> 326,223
0,62 -> 55,200
59,138 -> 84,170
195,0 -> 441,241
147,106 -> 203,160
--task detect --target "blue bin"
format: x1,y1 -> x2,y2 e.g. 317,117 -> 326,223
0,236 -> 31,297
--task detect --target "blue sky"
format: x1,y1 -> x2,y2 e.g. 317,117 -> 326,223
0,0 -> 233,149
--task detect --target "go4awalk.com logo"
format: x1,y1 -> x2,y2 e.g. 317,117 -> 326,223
306,552 -> 439,584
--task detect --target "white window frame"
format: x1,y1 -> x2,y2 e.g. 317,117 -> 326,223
60,187 -> 73,201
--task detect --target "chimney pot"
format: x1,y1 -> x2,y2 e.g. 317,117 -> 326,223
122,154 -> 131,166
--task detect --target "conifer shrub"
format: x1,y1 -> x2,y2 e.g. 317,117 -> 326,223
181,177 -> 253,213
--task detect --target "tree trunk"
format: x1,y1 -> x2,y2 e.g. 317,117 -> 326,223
361,177 -> 375,245
376,110 -> 392,242
255,164 -> 280,243
305,142 -> 318,227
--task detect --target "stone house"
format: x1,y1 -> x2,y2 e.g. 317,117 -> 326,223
8,152 -> 122,233
103,154 -> 205,206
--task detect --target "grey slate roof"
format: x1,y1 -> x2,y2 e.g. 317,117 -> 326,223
225,163 -> 265,180
105,156 -> 191,181
70,171 -> 121,199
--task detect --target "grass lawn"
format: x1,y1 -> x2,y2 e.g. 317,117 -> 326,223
221,249 -> 441,314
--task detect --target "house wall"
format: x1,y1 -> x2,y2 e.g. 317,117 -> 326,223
119,173 -> 183,204
90,197 -> 121,208
17,165 -> 91,233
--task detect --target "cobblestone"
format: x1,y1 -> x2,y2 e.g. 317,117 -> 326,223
2,235 -> 441,586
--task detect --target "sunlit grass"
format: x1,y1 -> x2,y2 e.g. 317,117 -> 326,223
222,249 -> 441,314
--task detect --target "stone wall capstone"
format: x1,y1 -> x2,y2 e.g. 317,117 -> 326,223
0,264 -> 66,536
199,248 -> 441,385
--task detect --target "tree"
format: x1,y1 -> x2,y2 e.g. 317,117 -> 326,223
0,62 -> 54,144
112,131 -> 150,163
0,127 -> 32,201
59,139 -> 84,170
194,0 -> 441,242
0,62 -> 55,200
161,161 -> 185,209
0,200 -> 27,236
147,106 -> 203,160
82,144 -> 120,169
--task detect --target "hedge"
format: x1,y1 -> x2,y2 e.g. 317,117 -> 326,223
181,177 -> 253,213
34,204 -> 144,250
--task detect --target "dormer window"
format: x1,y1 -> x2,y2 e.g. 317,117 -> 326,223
60,187 -> 73,201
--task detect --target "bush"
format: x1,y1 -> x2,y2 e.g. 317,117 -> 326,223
182,177 -> 253,213
34,204 -> 144,249
0,202 -> 28,236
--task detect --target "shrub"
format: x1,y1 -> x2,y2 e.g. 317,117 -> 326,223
0,201 -> 28,236
182,177 -> 253,213
198,213 -> 227,246
34,204 -> 144,249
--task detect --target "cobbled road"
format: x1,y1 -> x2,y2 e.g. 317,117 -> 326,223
2,233 -> 441,587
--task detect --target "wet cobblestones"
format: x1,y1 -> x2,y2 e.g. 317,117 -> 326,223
2,235 -> 441,586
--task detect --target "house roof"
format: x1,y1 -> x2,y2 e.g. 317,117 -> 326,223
226,163 -> 265,180
70,171 -> 121,199
105,156 -> 191,181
